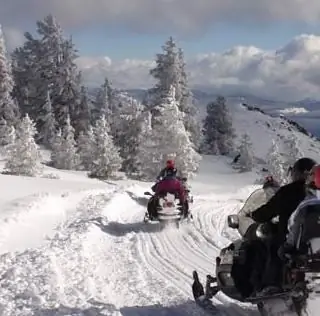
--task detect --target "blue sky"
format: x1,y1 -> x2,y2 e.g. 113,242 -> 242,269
70,22 -> 320,60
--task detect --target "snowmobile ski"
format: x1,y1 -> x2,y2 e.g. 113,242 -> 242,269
194,296 -> 219,314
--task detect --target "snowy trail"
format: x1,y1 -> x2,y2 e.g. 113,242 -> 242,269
0,184 -> 260,316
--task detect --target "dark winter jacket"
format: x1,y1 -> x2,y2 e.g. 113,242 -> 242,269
251,180 -> 306,243
157,167 -> 178,180
155,178 -> 186,202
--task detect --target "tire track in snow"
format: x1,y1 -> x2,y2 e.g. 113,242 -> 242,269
127,191 -> 258,316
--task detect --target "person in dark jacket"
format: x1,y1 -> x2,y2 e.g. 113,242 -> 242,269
156,159 -> 178,180
249,157 -> 317,295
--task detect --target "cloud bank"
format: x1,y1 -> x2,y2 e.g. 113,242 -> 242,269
77,34 -> 320,102
1,0 -> 320,34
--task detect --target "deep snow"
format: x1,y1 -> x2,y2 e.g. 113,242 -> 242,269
1,104 -> 320,315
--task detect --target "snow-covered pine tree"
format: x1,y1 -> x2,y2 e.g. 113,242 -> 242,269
89,114 -> 122,179
77,125 -> 95,170
38,89 -> 57,146
176,48 -> 201,149
266,139 -> 287,184
236,133 -> 254,172
108,94 -> 146,175
50,128 -> 63,168
136,86 -> 201,180
50,115 -> 79,169
0,25 -> 20,126
0,117 -> 11,146
54,38 -> 82,129
148,37 -> 200,149
202,96 -> 235,155
11,15 -> 63,128
73,85 -> 91,137
202,101 -> 220,155
92,77 -> 114,124
4,114 -> 42,176
11,15 -> 83,137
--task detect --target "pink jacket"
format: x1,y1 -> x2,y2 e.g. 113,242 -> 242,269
155,178 -> 186,202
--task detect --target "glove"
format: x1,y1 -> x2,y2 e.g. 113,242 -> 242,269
278,243 -> 295,261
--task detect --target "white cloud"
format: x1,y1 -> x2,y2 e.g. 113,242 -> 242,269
1,0 -> 320,35
2,27 -> 24,51
76,34 -> 320,101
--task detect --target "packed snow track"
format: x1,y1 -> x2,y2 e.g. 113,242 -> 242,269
0,183 -> 261,316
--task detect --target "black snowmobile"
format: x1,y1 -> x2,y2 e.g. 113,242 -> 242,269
192,186 -> 320,315
143,191 -> 192,228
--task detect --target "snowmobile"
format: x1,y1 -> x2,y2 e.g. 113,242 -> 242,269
143,191 -> 191,228
191,186 -> 320,315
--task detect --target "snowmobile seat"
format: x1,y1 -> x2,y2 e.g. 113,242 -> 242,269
293,204 -> 320,271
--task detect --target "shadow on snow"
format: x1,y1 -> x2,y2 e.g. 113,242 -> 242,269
31,299 -> 259,315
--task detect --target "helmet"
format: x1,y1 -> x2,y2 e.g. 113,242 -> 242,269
290,157 -> 317,182
166,159 -> 175,169
263,175 -> 280,189
306,164 -> 320,190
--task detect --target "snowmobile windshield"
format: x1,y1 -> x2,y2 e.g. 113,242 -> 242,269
236,187 -> 278,238
238,187 -> 278,217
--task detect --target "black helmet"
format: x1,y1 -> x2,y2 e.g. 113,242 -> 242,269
290,157 -> 317,181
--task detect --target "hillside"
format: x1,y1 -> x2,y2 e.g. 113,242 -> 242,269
0,105 -> 320,315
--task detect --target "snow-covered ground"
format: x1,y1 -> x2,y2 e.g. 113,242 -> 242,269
1,104 -> 320,316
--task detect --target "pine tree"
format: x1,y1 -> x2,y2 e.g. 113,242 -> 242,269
77,126 -> 95,170
148,37 -> 200,148
0,117 -> 11,146
4,114 -> 42,176
89,115 -> 122,179
266,139 -> 287,184
236,133 -> 254,172
0,25 -> 20,126
202,96 -> 235,155
39,89 -> 57,146
176,48 -> 201,148
73,85 -> 91,136
136,86 -> 200,180
92,77 -> 114,124
50,128 -> 63,168
50,116 -> 79,169
11,15 -> 82,139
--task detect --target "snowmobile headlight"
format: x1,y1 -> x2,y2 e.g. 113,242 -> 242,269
256,223 -> 272,239
227,215 -> 239,229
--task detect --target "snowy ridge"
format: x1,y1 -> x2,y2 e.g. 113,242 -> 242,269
232,102 -> 320,161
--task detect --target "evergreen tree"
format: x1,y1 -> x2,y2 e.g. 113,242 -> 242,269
50,115 -> 79,169
236,133 -> 254,172
266,139 -> 287,184
50,128 -> 63,168
77,126 -> 95,170
92,77 -> 114,124
148,37 -> 200,147
202,96 -> 235,155
73,85 -> 91,136
136,86 -> 200,180
4,114 -> 42,176
0,25 -> 20,126
11,15 -> 82,138
89,115 -> 122,179
38,89 -> 57,146
0,118 -> 11,146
